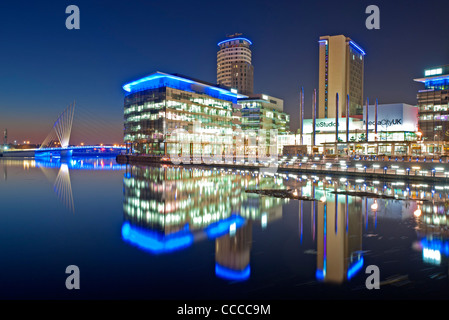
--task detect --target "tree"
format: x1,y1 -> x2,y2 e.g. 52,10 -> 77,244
358,133 -> 366,142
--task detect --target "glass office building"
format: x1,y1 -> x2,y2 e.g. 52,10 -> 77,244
123,72 -> 246,156
238,94 -> 290,156
414,65 -> 449,148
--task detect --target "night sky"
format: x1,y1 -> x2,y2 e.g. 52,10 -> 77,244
0,0 -> 448,145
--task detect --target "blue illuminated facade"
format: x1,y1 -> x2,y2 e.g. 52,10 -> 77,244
349,40 -> 366,56
122,71 -> 247,155
123,72 -> 246,103
414,64 -> 449,142
217,37 -> 252,46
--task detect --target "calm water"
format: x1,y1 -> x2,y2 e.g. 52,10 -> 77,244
0,157 -> 448,300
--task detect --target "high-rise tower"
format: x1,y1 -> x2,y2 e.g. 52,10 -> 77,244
414,65 -> 449,142
217,33 -> 254,95
318,35 -> 365,119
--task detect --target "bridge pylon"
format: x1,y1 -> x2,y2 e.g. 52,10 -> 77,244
40,102 -> 75,149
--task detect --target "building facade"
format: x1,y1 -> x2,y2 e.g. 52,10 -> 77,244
318,35 -> 365,119
217,34 -> 254,96
290,104 -> 419,155
414,65 -> 449,146
123,71 -> 245,156
238,94 -> 290,155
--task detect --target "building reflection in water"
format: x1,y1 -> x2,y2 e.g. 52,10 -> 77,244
121,165 -> 287,281
295,178 -> 427,284
414,199 -> 449,267
314,191 -> 363,283
1,158 -> 126,214
293,179 -> 364,283
215,221 -> 252,281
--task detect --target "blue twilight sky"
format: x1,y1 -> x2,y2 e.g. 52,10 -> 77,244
0,0 -> 448,144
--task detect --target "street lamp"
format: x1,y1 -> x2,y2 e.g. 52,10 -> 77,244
434,134 -> 439,156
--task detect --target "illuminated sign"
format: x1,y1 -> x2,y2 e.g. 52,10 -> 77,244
364,103 -> 418,132
303,118 -> 363,133
303,104 -> 418,133
425,68 -> 443,76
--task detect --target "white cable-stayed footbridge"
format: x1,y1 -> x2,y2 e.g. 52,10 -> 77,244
2,102 -> 125,158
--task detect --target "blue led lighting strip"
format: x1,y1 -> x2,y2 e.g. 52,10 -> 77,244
349,40 -> 366,56
217,37 -> 252,46
122,72 -> 246,102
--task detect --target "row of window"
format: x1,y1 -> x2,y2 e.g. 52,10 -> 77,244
419,114 -> 449,121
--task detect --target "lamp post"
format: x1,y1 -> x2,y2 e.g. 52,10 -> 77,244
312,89 -> 317,151
435,134 -> 438,156
335,93 -> 339,156
299,87 -> 304,146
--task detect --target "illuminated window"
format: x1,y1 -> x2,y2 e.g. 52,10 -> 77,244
425,68 -> 443,76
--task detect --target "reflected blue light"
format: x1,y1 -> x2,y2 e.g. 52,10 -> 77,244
215,263 -> 250,281
421,238 -> 449,256
205,214 -> 246,239
316,269 -> 325,281
34,158 -> 127,171
347,257 -> 364,280
121,222 -> 193,254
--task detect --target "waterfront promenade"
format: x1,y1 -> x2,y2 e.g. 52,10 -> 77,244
116,153 -> 449,183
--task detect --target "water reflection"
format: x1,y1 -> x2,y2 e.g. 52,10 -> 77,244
312,194 -> 363,283
2,157 -> 449,296
53,163 -> 74,212
122,165 -> 287,280
292,176 -> 449,285
121,165 -> 449,286
414,198 -> 449,267
1,158 -> 126,213
215,221 -> 253,281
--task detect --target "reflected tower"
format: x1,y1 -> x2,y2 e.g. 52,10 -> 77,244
316,193 -> 363,283
215,220 -> 253,281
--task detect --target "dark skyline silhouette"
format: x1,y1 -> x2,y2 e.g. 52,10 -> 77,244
0,0 -> 448,144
